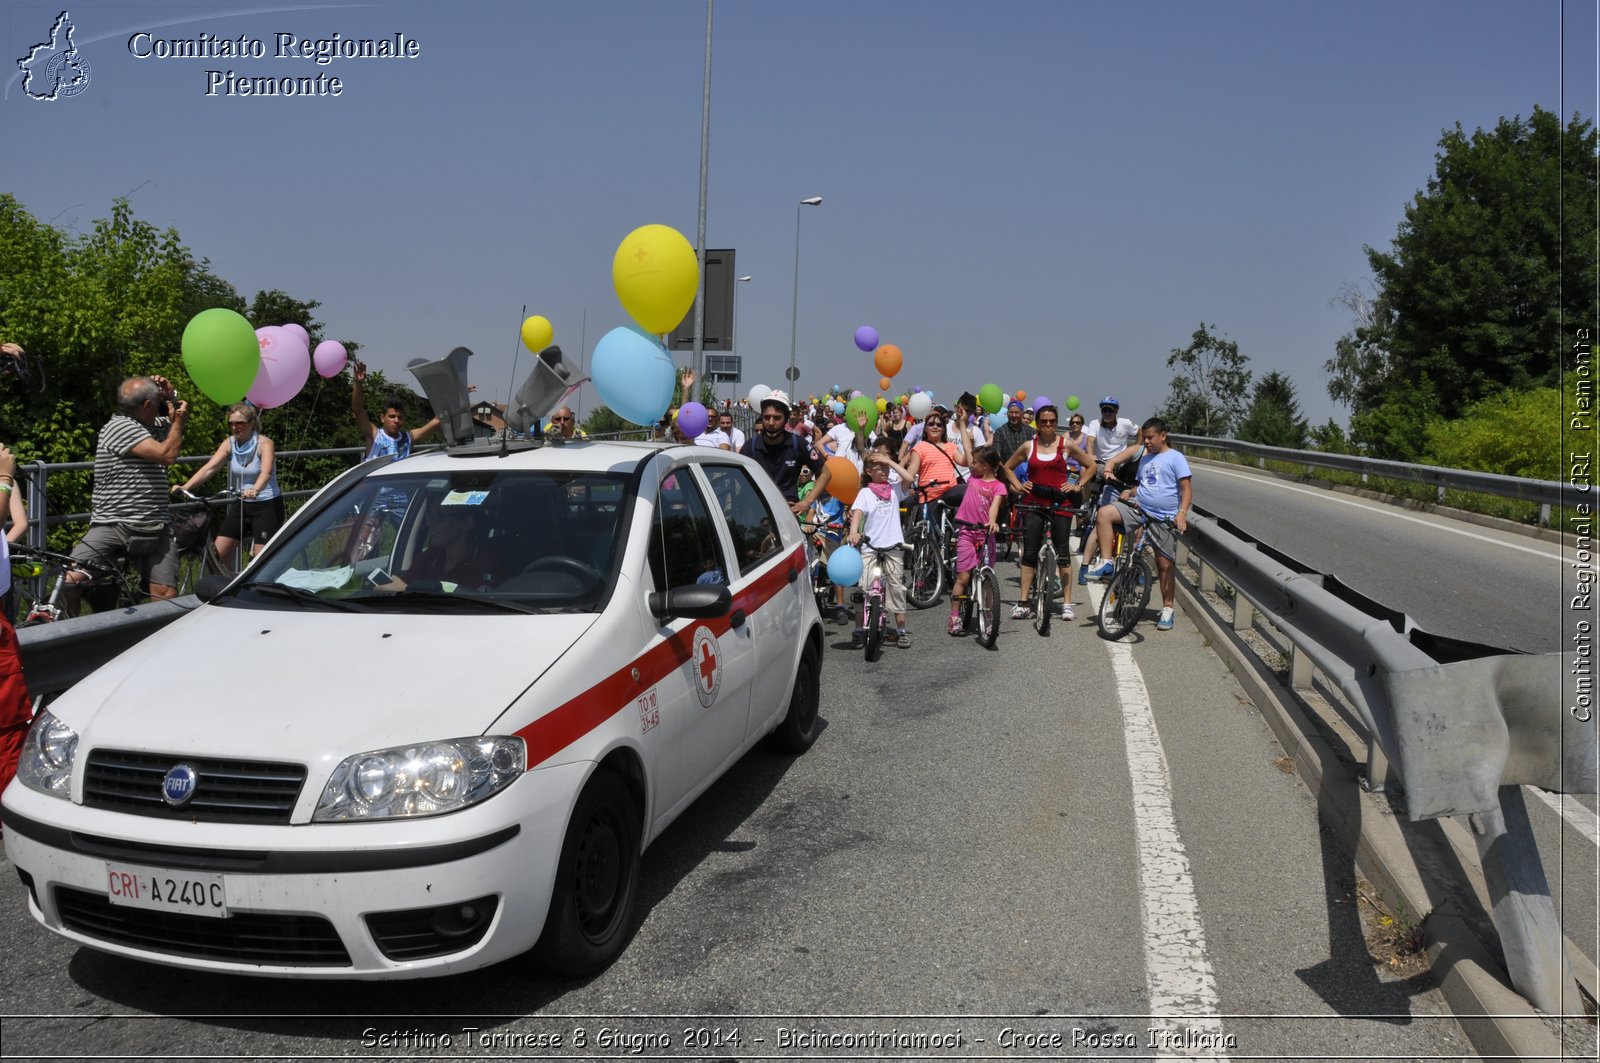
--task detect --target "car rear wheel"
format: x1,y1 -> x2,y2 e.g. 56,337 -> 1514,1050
530,769 -> 640,977
769,640 -> 821,753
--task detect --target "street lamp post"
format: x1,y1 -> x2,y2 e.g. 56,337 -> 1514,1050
787,196 -> 823,386
734,274 -> 752,407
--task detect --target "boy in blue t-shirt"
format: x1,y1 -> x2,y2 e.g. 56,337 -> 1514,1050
803,483 -> 850,624
1086,418 -> 1192,630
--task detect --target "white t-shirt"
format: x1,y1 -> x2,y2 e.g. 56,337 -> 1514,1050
823,423 -> 865,470
723,426 -> 746,451
850,476 -> 909,550
1088,416 -> 1140,461
694,429 -> 732,449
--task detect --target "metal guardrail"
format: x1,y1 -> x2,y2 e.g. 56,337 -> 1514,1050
1171,434 -> 1582,523
1175,504 -> 1593,1015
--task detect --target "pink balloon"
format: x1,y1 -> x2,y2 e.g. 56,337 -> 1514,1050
281,323 -> 310,348
248,326 -> 311,408
313,339 -> 348,378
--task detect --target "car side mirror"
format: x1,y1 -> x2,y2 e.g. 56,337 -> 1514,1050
195,574 -> 232,602
648,583 -> 732,621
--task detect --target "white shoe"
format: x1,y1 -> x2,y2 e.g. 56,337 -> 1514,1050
1060,603 -> 1075,621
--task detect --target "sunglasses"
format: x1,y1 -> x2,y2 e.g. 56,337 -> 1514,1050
551,416 -> 573,422
228,420 -> 248,427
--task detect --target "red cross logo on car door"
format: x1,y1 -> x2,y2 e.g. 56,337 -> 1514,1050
692,626 -> 721,708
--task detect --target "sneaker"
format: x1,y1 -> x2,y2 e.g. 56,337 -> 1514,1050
896,630 -> 911,649
1086,560 -> 1115,581
947,613 -> 966,636
1077,564 -> 1090,586
1011,603 -> 1033,620
851,628 -> 865,648
1061,602 -> 1075,621
833,605 -> 850,625
1157,607 -> 1175,631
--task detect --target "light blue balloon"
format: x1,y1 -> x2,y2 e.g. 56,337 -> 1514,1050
828,544 -> 863,587
592,325 -> 675,426
830,400 -> 845,415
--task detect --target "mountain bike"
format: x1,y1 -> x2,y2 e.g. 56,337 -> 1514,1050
953,518 -> 1001,649
1096,499 -> 1170,640
170,488 -> 239,591
1012,498 -> 1074,637
906,481 -> 955,609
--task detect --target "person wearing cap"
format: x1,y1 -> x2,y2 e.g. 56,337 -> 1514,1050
1085,396 -> 1141,505
991,400 -> 1035,468
740,390 -> 832,515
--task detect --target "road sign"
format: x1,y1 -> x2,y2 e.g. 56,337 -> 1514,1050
785,366 -> 800,382
667,249 -> 736,352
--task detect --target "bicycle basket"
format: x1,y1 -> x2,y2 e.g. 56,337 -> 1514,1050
171,507 -> 211,550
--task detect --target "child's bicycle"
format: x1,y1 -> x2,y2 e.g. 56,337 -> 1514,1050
1095,499 -> 1173,640
800,517 -> 845,619
953,518 -> 1001,649
852,537 -> 894,662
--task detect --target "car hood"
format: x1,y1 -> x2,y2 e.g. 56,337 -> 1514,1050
49,602 -> 598,762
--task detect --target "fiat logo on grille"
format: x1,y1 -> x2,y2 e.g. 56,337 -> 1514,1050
162,764 -> 198,806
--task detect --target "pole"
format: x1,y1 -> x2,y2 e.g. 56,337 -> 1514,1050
788,202 -> 801,386
692,0 -> 714,388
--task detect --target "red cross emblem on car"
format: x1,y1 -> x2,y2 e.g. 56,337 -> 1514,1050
691,626 -> 721,708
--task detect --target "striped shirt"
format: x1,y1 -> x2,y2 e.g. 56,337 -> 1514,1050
91,414 -> 171,526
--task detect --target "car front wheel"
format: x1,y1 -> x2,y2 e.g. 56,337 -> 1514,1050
531,769 -> 641,977
769,640 -> 821,754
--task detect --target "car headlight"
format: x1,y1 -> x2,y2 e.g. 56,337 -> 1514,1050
313,736 -> 525,821
15,710 -> 77,799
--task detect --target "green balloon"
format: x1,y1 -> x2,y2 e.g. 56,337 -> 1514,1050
844,394 -> 879,435
182,308 -> 261,404
979,383 -> 1004,414
1066,395 -> 1081,411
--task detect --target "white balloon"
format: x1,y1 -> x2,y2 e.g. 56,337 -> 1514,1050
907,392 -> 933,419
748,384 -> 771,405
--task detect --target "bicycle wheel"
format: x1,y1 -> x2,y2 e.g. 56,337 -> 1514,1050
1034,545 -> 1054,636
865,596 -> 884,662
976,565 -> 1001,648
1097,555 -> 1154,639
908,527 -> 943,608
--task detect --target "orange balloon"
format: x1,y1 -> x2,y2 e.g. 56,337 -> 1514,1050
873,344 -> 902,378
1015,389 -> 1027,401
878,375 -> 892,391
824,456 -> 860,505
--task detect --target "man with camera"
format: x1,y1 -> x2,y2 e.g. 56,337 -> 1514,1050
66,375 -> 190,611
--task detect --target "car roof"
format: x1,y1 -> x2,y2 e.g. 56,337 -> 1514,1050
361,440 -> 743,479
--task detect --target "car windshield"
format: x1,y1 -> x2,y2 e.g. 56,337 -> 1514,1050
238,469 -> 629,612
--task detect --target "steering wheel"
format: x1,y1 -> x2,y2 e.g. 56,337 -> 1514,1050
520,555 -> 604,587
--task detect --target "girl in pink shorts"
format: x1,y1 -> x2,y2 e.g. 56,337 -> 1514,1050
948,445 -> 1008,635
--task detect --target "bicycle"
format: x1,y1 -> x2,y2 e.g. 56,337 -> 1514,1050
1012,496 -> 1076,637
953,518 -> 1001,649
9,544 -> 143,625
1095,499 -> 1171,640
800,518 -> 845,620
851,537 -> 894,662
169,488 -> 239,591
906,481 -> 956,609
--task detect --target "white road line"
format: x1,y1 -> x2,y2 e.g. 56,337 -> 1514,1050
1527,786 -> 1600,848
1199,464 -> 1571,563
1103,627 -> 1229,1058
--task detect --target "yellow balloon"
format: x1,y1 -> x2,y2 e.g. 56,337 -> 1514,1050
875,397 -> 887,412
520,315 -> 553,353
612,224 -> 700,335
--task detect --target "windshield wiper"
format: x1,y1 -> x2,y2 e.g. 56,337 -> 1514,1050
345,590 -> 547,614
248,583 -> 372,612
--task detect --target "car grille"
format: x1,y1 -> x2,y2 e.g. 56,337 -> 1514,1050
56,887 -> 350,966
82,749 -> 307,824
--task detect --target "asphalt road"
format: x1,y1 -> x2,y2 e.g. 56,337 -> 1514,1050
0,578 -> 1477,1060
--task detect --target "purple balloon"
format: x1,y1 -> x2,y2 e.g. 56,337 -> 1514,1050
281,323 -> 310,349
854,325 -> 879,353
313,339 -> 348,378
677,401 -> 709,438
911,386 -> 922,394
850,389 -> 863,398
1032,395 -> 1052,412
248,327 -> 311,408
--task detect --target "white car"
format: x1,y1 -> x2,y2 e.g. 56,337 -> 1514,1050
1,439 -> 824,979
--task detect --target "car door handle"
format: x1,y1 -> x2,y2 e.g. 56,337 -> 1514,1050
730,609 -> 746,629
787,567 -> 800,583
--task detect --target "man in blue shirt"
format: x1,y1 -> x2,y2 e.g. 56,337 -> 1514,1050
1086,417 -> 1192,630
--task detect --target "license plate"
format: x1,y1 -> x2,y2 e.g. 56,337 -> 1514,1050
106,863 -> 228,919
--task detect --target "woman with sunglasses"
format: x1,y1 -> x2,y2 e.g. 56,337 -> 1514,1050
1001,405 -> 1097,620
176,403 -> 283,567
900,407 -> 970,508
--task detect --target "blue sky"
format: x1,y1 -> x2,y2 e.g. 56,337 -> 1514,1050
4,0 -> 1594,431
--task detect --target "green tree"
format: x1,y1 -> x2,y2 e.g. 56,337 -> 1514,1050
1357,107 -> 1597,419
1307,418 -> 1352,454
1159,323 -> 1251,436
1324,281 -> 1395,416
1237,371 -> 1309,449
1423,385 -> 1560,481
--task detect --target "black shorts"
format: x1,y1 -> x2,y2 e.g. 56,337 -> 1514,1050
220,497 -> 286,547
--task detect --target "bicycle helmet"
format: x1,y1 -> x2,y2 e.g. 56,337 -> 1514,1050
1098,396 -> 1120,410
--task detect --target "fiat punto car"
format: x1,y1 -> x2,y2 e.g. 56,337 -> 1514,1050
1,439 -> 824,978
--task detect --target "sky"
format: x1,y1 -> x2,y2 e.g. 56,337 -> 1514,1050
3,0 -> 1595,432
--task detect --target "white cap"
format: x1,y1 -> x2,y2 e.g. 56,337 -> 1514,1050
761,389 -> 792,413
